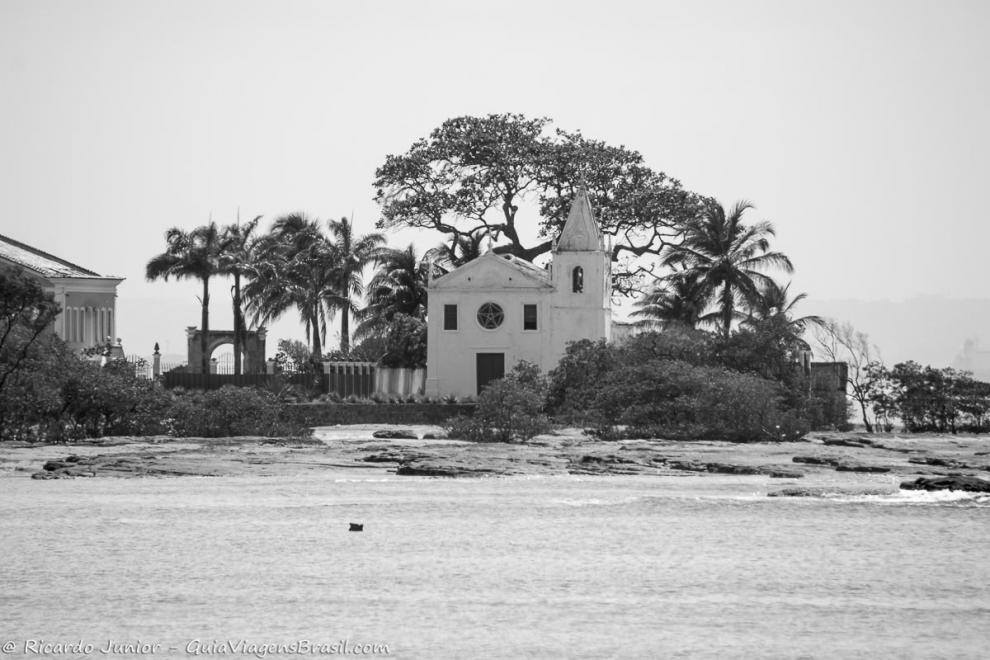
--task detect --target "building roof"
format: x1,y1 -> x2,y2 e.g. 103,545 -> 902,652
0,232 -> 117,279
556,189 -> 605,252
430,251 -> 551,290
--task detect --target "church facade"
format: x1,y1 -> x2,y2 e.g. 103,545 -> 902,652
425,191 -> 611,397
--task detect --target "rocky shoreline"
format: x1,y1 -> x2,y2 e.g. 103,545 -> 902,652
2,426 -> 990,495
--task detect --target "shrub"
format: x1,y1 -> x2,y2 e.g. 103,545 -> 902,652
546,339 -> 615,423
445,362 -> 550,442
585,359 -> 786,442
163,386 -> 310,438
380,314 -> 427,368
59,357 -> 171,438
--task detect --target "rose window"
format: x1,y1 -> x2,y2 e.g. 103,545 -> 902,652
477,302 -> 504,329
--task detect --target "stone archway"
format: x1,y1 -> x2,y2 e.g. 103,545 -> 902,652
186,326 -> 267,374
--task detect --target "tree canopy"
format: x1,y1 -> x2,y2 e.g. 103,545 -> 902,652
373,113 -> 706,294
661,200 -> 793,334
146,222 -> 223,374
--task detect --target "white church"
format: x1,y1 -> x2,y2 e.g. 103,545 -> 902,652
425,191 -> 612,397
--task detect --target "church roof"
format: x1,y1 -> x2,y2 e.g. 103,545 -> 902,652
0,233 -> 118,279
430,251 -> 551,290
555,189 -> 605,252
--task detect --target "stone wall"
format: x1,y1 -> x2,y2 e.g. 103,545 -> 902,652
285,403 -> 476,426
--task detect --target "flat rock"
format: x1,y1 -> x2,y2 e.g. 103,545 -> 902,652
372,429 -> 418,439
900,476 -> 990,492
395,461 -> 499,477
792,456 -> 840,466
769,487 -> 891,498
668,460 -> 803,478
822,438 -> 873,448
834,464 -> 890,473
907,456 -> 987,471
767,470 -> 804,479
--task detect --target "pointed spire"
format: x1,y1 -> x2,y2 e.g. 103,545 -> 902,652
556,188 -> 604,252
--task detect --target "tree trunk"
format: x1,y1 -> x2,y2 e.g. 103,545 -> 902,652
232,273 -> 242,375
201,276 -> 210,375
311,305 -> 323,362
721,284 -> 733,335
853,384 -> 873,433
340,297 -> 350,355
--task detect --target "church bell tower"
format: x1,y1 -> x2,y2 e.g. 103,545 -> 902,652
549,189 -> 612,358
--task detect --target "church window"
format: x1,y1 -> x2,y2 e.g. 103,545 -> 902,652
477,302 -> 504,330
572,267 -> 584,293
443,304 -> 458,330
523,304 -> 538,330
523,305 -> 539,330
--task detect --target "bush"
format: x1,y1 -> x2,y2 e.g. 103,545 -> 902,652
587,359 -> 787,442
445,362 -> 551,442
380,314 -> 427,368
162,386 -> 310,438
545,324 -> 839,440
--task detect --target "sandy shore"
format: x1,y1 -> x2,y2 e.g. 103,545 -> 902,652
2,425 -> 989,495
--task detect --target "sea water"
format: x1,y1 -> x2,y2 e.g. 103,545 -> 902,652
1,473 -> 988,659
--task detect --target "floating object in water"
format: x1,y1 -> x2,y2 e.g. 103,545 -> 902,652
349,523 -> 363,532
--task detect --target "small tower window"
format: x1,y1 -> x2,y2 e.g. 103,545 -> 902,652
572,266 -> 584,293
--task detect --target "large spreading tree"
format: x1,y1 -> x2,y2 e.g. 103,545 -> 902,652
373,113 -> 706,295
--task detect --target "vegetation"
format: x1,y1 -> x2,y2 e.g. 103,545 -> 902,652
374,113 -> 705,294
1,342 -> 308,443
326,217 -> 385,354
445,362 -> 550,442
354,244 -> 431,341
545,325 -> 840,442
146,222 -> 223,374
659,200 -> 794,334
814,319 -> 883,432
861,361 -> 990,434
218,214 -> 261,375
379,314 -> 427,368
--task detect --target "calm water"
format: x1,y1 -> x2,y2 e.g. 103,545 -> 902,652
2,473 -> 989,659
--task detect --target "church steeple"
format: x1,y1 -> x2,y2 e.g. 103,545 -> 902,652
555,188 -> 605,253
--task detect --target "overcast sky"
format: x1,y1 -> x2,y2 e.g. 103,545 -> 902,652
2,0 -> 987,361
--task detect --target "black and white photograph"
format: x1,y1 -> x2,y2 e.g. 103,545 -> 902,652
1,1 -> 988,657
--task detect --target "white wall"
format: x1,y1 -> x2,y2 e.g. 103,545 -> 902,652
426,249 -> 612,398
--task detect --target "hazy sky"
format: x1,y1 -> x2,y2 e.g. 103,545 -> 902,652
2,0 -> 988,360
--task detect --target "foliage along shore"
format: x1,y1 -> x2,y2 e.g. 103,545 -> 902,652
5,428 -> 989,496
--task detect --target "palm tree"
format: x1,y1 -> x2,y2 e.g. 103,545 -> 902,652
326,217 -> 385,354
427,230 -> 487,272
354,244 -> 431,341
243,214 -> 339,362
146,222 -> 223,374
663,200 -> 793,335
631,272 -> 710,330
219,214 -> 261,375
744,279 -> 823,347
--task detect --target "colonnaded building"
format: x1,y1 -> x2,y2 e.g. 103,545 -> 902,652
425,191 -> 613,397
0,233 -> 124,350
